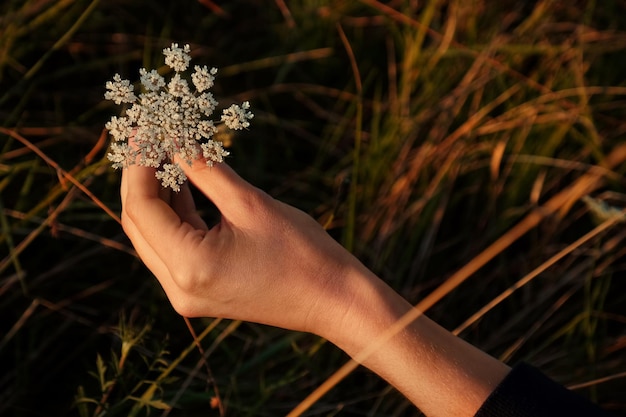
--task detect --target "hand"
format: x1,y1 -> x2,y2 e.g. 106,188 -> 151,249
121,157 -> 510,417
120,157 -> 363,335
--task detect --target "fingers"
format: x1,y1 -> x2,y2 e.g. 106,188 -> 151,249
121,164 -> 177,285
122,160 -> 229,317
177,157 -> 271,224
171,181 -> 208,231
121,163 -> 205,282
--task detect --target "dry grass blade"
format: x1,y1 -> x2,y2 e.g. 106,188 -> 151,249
127,319 -> 223,417
161,320 -> 242,417
498,289 -> 577,363
2,208 -> 135,255
453,211 -> 625,336
219,49 -> 334,77
336,22 -> 363,252
0,299 -> 39,349
0,186 -> 80,276
568,370 -> 626,390
0,127 -> 120,223
197,0 -> 228,17
359,0 -> 553,95
179,317 -> 226,417
274,0 -> 295,28
23,0 -> 101,80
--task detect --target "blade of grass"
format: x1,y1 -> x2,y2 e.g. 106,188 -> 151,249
2,208 -> 135,256
0,299 -> 39,350
127,318 -> 223,417
336,23 -> 363,252
13,0 -> 74,38
0,127 -> 120,223
499,288 -> 577,363
360,0 -> 553,96
161,320 -> 242,417
0,186 -> 80,277
568,371 -> 626,390
273,0 -> 295,28
453,210 -> 625,336
219,48 -> 334,77
23,0 -> 101,81
0,196 -> 26,293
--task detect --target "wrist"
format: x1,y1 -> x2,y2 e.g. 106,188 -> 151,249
313,262 -> 411,357
310,263 -> 510,417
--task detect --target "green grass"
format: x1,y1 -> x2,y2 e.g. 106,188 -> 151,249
1,1 -> 626,416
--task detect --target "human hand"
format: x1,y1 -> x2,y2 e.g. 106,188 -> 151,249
120,157 -> 365,336
121,156 -> 513,417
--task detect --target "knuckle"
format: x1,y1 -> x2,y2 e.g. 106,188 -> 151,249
236,187 -> 276,225
120,209 -> 133,236
121,195 -> 142,232
238,186 -> 270,210
172,269 -> 202,294
169,297 -> 200,318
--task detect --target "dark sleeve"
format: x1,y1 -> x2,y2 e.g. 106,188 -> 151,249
474,362 -> 615,417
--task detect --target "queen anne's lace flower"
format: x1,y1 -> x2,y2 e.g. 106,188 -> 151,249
197,120 -> 218,139
104,42 -> 253,191
202,139 -> 230,167
108,142 -> 134,169
105,116 -> 132,142
139,68 -> 166,92
221,101 -> 254,130
162,43 -> 191,72
105,74 -> 136,105
155,163 -> 187,192
192,65 -> 217,92
168,73 -> 190,98
196,92 -> 218,117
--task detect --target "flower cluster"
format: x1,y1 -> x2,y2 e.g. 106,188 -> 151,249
104,43 -> 254,191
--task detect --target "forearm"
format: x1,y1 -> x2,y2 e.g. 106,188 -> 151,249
318,265 -> 510,417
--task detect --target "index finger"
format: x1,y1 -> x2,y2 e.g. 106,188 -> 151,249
121,163 -> 210,276
177,157 -> 272,224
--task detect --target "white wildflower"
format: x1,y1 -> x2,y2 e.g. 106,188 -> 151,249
162,43 -> 191,72
137,138 -> 165,168
105,116 -> 132,142
197,120 -> 218,139
176,133 -> 202,164
155,163 -> 186,192
125,103 -> 141,122
139,68 -> 165,91
168,73 -> 190,98
202,140 -> 230,167
191,65 -> 217,92
104,42 -> 253,191
196,92 -> 218,117
104,73 -> 136,105
221,101 -> 254,130
107,142 -> 135,169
